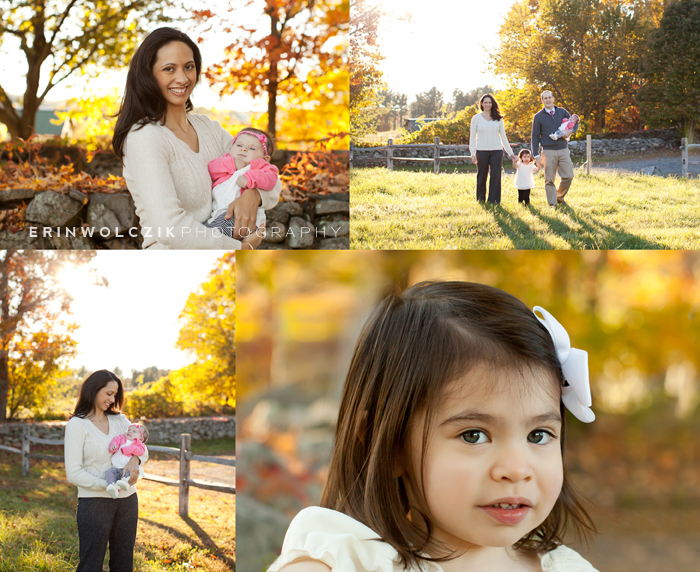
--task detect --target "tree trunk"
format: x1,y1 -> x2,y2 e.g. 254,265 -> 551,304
595,105 -> 606,131
268,78 -> 278,139
0,352 -> 8,422
4,5 -> 52,140
0,253 -> 11,422
267,13 -> 280,139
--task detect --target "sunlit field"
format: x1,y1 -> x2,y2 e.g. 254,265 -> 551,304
0,440 -> 235,572
351,168 -> 700,250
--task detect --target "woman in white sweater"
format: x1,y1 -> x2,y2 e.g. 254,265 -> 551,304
469,94 -> 516,205
65,370 -> 148,572
112,28 -> 281,249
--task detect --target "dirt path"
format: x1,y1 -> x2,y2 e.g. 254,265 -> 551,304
585,149 -> 700,178
498,149 -> 700,178
145,453 -> 235,483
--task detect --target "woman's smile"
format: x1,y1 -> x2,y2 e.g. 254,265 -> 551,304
168,85 -> 189,97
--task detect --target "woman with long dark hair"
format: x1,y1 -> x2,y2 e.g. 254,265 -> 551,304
112,27 -> 280,249
64,370 -> 148,572
468,93 -> 517,204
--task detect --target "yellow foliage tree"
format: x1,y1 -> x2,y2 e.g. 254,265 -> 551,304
175,252 -> 236,410
497,84 -> 547,143
53,89 -> 121,153
8,327 -> 78,419
123,254 -> 236,418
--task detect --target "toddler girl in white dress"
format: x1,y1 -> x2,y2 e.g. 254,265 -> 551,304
269,282 -> 599,572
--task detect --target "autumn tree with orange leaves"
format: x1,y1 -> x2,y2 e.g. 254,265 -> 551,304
0,251 -> 98,421
192,0 -> 348,144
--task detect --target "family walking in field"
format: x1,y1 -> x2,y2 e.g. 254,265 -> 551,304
469,90 -> 578,207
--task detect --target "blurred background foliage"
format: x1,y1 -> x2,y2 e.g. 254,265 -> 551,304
237,250 -> 700,572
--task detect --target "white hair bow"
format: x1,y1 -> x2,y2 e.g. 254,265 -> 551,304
533,306 -> 595,423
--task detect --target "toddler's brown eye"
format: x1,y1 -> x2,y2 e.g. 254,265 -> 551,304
528,430 -> 552,444
460,430 -> 487,444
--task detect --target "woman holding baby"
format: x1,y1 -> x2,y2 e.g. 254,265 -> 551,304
112,28 -> 281,249
64,370 -> 148,572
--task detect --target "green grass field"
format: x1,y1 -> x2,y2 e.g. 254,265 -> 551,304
0,439 -> 235,572
351,168 -> 700,249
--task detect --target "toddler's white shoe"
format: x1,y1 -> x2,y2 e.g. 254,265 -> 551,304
549,133 -> 560,140
117,478 -> 130,491
107,483 -> 119,498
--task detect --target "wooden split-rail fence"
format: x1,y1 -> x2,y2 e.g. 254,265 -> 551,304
0,427 -> 235,518
681,138 -> 700,178
349,135 -> 596,174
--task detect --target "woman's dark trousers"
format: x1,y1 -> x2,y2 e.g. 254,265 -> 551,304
476,150 -> 503,204
76,494 -> 138,572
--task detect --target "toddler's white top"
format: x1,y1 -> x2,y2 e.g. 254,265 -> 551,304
268,507 -> 599,572
514,163 -> 537,189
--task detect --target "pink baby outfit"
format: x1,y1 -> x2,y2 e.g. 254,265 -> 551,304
205,156 -> 279,232
558,117 -> 577,132
108,435 -> 146,464
208,156 -> 279,190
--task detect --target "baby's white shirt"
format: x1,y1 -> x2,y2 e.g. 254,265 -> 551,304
111,438 -> 135,469
210,162 -> 252,219
268,507 -> 599,572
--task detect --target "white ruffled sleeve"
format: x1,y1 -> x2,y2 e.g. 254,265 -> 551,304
268,507 -> 400,572
540,545 -> 600,572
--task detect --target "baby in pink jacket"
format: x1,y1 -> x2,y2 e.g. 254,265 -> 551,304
105,423 -> 149,498
204,127 -> 280,238
550,114 -> 579,140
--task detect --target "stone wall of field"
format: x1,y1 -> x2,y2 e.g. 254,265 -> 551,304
0,415 -> 235,447
352,133 -> 676,167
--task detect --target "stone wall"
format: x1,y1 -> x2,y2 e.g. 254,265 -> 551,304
352,135 -> 675,167
0,191 -> 349,250
0,415 -> 235,447
261,192 -> 349,250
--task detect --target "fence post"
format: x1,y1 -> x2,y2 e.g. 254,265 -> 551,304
21,426 -> 30,476
387,139 -> 394,171
586,134 -> 592,175
178,433 -> 191,518
434,137 -> 440,174
682,137 -> 688,178
349,142 -> 354,169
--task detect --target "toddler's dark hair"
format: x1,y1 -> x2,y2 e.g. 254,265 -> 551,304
321,281 -> 595,568
518,148 -> 532,160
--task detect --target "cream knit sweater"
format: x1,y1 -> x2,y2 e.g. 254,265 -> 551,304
122,113 -> 281,249
469,113 -> 514,158
64,414 -> 148,499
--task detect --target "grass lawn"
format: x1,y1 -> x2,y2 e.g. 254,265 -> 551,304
351,168 -> 700,249
0,438 -> 235,572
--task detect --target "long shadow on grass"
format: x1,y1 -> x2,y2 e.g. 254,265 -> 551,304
531,205 -> 664,249
139,516 -> 236,570
482,204 -> 556,249
0,455 -> 80,567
